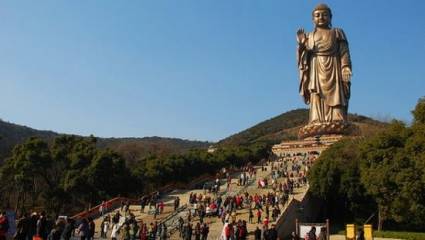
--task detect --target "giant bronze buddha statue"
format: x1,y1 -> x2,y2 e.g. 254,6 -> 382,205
297,4 -> 354,138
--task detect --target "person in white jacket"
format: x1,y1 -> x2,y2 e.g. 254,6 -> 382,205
111,223 -> 120,240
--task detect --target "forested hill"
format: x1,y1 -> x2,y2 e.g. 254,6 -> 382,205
0,109 -> 385,162
218,108 -> 386,146
0,119 -> 210,162
0,120 -> 58,160
97,137 -> 211,165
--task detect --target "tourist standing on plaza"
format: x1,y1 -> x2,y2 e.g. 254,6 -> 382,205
110,222 -> 119,240
254,227 -> 261,240
235,220 -> 247,240
199,206 -> 205,224
183,223 -> 192,240
36,212 -> 48,240
356,229 -> 365,240
140,196 -> 146,213
28,213 -> 38,240
120,223 -> 130,240
305,226 -> 316,240
267,224 -> 278,240
149,222 -> 157,240
47,220 -> 63,240
112,211 -> 121,225
87,217 -> 95,240
263,216 -> 269,228
200,223 -> 209,240
14,213 -> 29,240
77,218 -> 89,240
159,201 -> 165,214
100,217 -> 110,238
194,223 -> 201,240
159,223 -> 167,240
256,209 -> 262,224
224,222 -> 235,240
129,220 -> 138,240
139,222 -> 148,240
178,217 -> 184,238
61,218 -> 75,240
153,205 -> 159,219
248,208 -> 254,223
99,201 -> 105,216
318,227 -> 327,240
174,197 -> 180,211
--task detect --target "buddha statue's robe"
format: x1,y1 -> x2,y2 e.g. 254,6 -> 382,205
297,28 -> 352,123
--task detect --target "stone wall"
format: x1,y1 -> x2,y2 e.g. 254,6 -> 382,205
276,190 -> 325,239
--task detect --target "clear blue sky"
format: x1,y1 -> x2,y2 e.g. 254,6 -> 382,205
1,1 -> 424,141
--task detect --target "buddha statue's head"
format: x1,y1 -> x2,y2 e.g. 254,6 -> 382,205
312,3 -> 332,29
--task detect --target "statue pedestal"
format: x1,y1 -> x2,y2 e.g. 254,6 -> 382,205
272,122 -> 358,157
298,121 -> 358,139
272,135 -> 343,157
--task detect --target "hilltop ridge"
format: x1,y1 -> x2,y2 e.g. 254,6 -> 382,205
218,108 -> 386,146
0,119 -> 210,162
0,109 -> 385,162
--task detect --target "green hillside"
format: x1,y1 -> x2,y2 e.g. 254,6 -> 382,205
0,120 -> 58,160
97,137 -> 210,166
0,109 -> 388,215
0,109 -> 385,163
218,108 -> 386,146
0,119 -> 210,163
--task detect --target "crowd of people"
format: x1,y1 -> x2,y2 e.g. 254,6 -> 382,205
1,211 -> 87,240
178,219 -> 209,240
138,192 -> 162,217
253,224 -> 279,240
0,152 -> 317,240
213,153 -> 314,240
100,213 -> 167,240
100,200 -> 174,240
0,196 -> 170,240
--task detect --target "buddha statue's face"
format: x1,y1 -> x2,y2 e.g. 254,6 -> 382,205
313,9 -> 331,28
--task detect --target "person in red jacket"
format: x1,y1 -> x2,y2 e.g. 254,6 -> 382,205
263,216 -> 269,228
159,201 -> 165,214
0,211 -> 9,240
256,209 -> 262,224
224,223 -> 233,240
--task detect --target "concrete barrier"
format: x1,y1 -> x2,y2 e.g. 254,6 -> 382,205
276,189 -> 324,239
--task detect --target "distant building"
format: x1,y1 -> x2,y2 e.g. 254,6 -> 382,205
207,145 -> 217,153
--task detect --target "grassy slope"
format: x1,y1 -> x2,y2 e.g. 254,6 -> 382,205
218,108 -> 386,146
337,230 -> 425,240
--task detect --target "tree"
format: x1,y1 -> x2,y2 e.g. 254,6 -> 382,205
4,137 -> 51,212
308,138 -> 373,222
309,98 -> 425,231
86,150 -> 138,202
358,118 -> 425,231
359,121 -> 407,230
0,135 -> 143,214
412,97 -> 425,125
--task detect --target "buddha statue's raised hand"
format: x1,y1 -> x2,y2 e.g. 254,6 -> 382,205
297,28 -> 306,44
